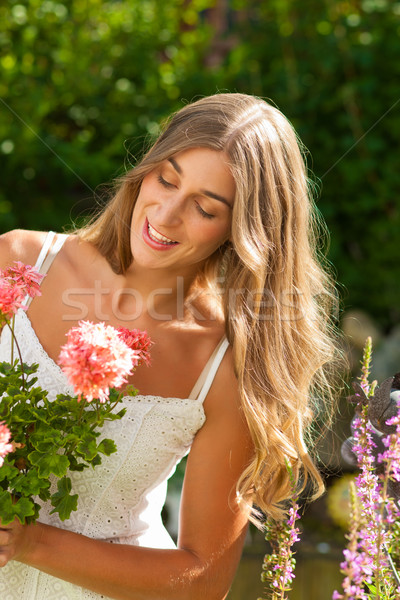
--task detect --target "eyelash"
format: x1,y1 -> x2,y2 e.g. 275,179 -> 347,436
195,203 -> 214,220
157,174 -> 215,220
157,174 -> 174,189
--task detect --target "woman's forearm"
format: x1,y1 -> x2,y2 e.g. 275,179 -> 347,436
17,522 -> 226,600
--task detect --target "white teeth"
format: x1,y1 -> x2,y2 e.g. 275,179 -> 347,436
147,222 -> 177,244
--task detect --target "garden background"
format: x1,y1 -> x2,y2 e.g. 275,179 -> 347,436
0,0 -> 399,598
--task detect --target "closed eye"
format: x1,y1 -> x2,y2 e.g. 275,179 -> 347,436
195,203 -> 214,219
158,174 -> 215,219
157,174 -> 175,189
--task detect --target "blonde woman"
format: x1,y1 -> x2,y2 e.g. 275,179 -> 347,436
0,93 -> 338,599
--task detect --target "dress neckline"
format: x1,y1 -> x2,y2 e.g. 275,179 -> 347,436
17,310 -> 201,404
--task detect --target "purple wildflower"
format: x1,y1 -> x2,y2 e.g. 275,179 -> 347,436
334,337 -> 400,599
260,463 -> 301,600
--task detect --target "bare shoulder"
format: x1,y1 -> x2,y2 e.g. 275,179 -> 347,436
0,229 -> 48,270
203,344 -> 249,434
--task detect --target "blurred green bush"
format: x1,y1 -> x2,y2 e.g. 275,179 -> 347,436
0,0 -> 399,330
0,0 -> 215,230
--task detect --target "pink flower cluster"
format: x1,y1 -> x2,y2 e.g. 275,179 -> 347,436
263,499 -> 300,596
334,339 -> 400,599
0,262 -> 44,321
261,465 -> 301,599
379,414 -> 400,483
116,326 -> 152,367
273,502 -> 300,589
334,406 -> 400,600
58,321 -> 151,403
0,422 -> 13,467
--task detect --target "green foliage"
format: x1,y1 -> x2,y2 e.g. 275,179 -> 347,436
0,357 -> 125,525
0,491 -> 36,524
0,0 -> 215,229
50,477 -> 78,521
218,0 -> 400,330
0,0 -> 398,328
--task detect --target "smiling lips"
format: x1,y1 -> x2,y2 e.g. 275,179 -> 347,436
143,218 -> 179,250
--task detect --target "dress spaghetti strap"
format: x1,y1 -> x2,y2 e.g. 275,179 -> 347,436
188,336 -> 229,403
39,232 -> 69,276
24,231 -> 69,308
33,231 -> 56,272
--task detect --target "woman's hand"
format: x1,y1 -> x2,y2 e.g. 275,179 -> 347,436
0,518 -> 38,567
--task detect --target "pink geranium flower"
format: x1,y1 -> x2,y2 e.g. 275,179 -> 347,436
3,262 -> 45,299
0,277 -> 26,320
58,320 -> 138,403
0,262 -> 44,321
116,326 -> 152,367
0,422 -> 13,467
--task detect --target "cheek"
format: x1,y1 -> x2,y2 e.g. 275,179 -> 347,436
133,177 -> 154,209
138,176 -> 153,197
199,222 -> 231,248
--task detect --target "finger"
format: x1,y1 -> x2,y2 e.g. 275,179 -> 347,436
0,529 -> 12,546
0,552 -> 10,568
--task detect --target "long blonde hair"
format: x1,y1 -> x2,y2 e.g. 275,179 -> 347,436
79,93 -> 341,521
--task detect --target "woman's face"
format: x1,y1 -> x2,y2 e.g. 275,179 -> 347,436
130,147 -> 235,276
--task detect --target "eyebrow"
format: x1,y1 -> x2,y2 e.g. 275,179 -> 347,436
167,157 -> 233,209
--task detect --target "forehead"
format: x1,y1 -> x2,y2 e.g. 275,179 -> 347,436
167,148 -> 236,201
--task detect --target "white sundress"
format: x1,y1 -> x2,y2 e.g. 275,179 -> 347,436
0,231 -> 229,600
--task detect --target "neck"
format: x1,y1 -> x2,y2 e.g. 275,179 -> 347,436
119,263 -> 202,322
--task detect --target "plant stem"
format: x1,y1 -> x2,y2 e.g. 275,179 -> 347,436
78,400 -> 85,424
384,542 -> 400,587
108,391 -> 124,413
6,318 -> 26,390
380,458 -> 400,590
88,392 -> 125,432
360,336 -> 373,390
10,315 -> 15,364
372,456 -> 389,598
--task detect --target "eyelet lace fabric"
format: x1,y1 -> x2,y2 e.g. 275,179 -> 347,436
0,311 -> 206,599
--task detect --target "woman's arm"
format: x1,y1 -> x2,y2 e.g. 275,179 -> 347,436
0,349 -> 253,600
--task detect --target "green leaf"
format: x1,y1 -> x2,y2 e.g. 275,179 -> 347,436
67,455 -> 86,472
28,450 -> 69,478
0,362 -> 14,374
20,363 -> 40,377
0,460 -> 20,485
89,454 -> 102,467
29,500 -> 42,524
97,438 -> 117,457
71,424 -> 93,439
8,402 -> 37,423
0,491 -> 18,525
50,477 -> 78,521
13,496 -> 36,524
76,432 -> 98,461
11,469 -> 51,497
0,491 -> 35,525
105,407 -> 126,421
29,430 -> 64,452
6,385 -> 24,397
37,488 -> 51,503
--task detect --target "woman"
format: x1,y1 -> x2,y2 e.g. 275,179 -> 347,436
0,93 -> 338,599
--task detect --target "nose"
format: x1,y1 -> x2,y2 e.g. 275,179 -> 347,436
154,193 -> 184,227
